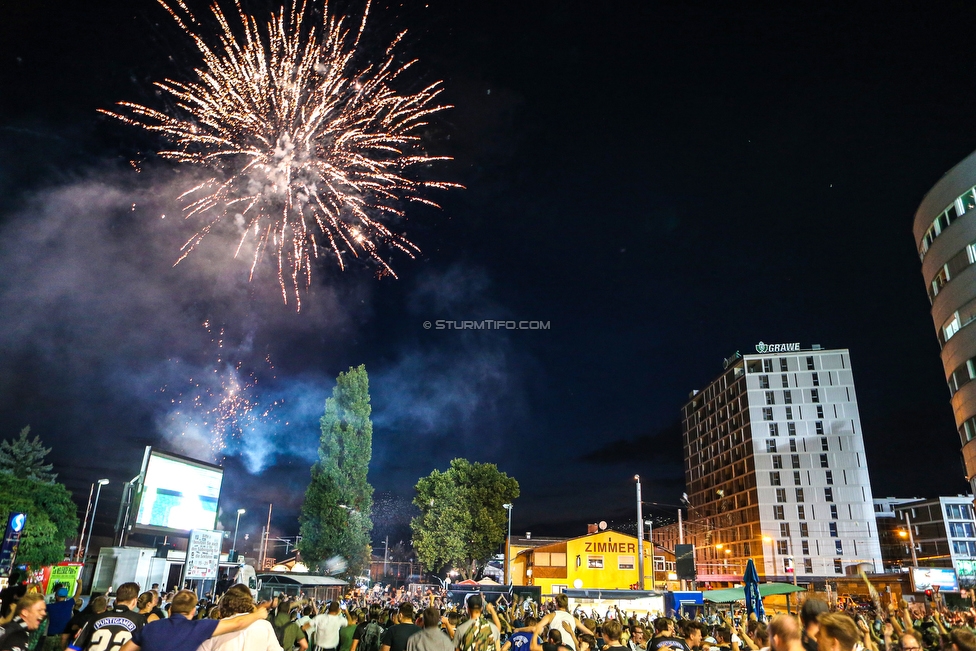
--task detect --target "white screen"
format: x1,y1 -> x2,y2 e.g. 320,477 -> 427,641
135,453 -> 222,532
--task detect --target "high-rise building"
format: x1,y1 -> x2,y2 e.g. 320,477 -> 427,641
913,153 -> 976,492
891,496 -> 976,588
681,345 -> 883,583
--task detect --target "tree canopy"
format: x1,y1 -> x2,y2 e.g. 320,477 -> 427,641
0,471 -> 78,568
411,458 -> 519,579
299,365 -> 374,577
0,427 -> 57,483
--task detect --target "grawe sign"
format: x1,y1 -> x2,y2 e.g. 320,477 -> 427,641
185,529 -> 223,580
755,342 -> 801,353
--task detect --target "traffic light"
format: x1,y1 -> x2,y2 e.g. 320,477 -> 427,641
924,589 -> 934,600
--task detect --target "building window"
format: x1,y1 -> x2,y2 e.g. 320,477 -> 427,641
786,407 -> 793,420
789,439 -> 797,452
788,422 -> 796,436
820,454 -> 829,468
811,389 -> 820,403
817,405 -> 824,418
947,504 -> 975,519
781,523 -> 791,537
812,372 -> 820,386
807,356 -> 815,370
782,374 -> 789,388
829,522 -> 838,537
797,505 -> 805,519
821,436 -> 829,451
770,423 -> 779,436
830,504 -> 838,519
815,421 -> 824,435
793,471 -> 801,486
792,454 -> 800,469
795,488 -> 805,502
773,455 -> 783,469
618,555 -> 635,570
767,439 -> 777,453
766,391 -> 776,405
770,471 -> 781,486
804,558 -> 813,573
950,522 -> 975,537
780,358 -> 789,372
763,408 -> 774,421
760,375 -> 770,389
784,390 -> 792,404
825,487 -> 834,502
835,540 -> 843,554
587,556 -> 604,569
800,523 -> 809,538
764,359 -> 774,373
777,540 -> 789,555
776,488 -> 787,503
825,471 -> 833,485
953,541 -> 976,555
774,506 -> 785,520
834,558 -> 843,573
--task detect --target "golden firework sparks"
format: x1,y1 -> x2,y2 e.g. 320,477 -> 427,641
101,0 -> 459,309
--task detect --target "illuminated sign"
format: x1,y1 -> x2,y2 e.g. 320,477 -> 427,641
755,342 -> 801,353
910,567 -> 959,592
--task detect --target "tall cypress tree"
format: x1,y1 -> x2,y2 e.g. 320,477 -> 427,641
299,365 -> 374,577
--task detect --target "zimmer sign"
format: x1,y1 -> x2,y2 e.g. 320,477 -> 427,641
755,342 -> 801,353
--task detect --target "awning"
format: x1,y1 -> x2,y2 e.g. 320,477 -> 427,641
702,583 -> 806,603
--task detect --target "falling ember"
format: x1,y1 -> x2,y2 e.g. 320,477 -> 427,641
101,0 -> 459,309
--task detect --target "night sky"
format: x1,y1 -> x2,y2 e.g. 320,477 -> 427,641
2,0 -> 974,554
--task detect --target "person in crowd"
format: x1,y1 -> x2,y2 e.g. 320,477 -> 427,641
137,592 -> 162,625
679,622 -> 704,651
537,596 -> 593,651
769,615 -> 803,651
502,616 -> 540,651
816,614 -> 861,651
271,599 -> 308,651
380,603 -> 421,651
800,600 -> 829,651
71,582 -> 146,651
198,583 -> 280,651
340,610 -> 359,651
0,594 -> 47,651
949,628 -> 976,651
350,605 -> 383,651
597,621 -> 626,651
405,608 -> 452,651
312,602 -> 348,651
647,618 -> 686,651
63,596 -> 107,651
42,587 -> 75,651
118,589 -> 269,651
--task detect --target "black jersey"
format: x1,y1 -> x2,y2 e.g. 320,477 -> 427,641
72,606 -> 146,651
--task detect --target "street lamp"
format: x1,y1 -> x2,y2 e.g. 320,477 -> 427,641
503,503 -> 513,585
233,509 -> 245,552
82,479 -> 109,564
763,535 -> 776,581
635,475 -> 645,590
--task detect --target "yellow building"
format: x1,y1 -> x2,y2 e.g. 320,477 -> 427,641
510,529 -> 674,593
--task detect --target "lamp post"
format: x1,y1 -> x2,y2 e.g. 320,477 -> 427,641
763,535 -> 776,582
82,479 -> 109,564
233,508 -> 245,552
635,475 -> 645,590
503,503 -> 513,585
902,512 -> 919,567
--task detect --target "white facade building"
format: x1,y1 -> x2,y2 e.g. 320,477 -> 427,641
894,496 -> 976,588
682,344 -> 884,583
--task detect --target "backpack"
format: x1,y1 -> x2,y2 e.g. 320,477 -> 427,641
458,618 -> 495,651
361,621 -> 384,651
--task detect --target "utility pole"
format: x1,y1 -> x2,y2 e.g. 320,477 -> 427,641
635,475 -> 645,590
384,535 -> 389,577
904,511 -> 919,567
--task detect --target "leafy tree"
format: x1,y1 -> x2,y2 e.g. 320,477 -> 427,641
411,458 -> 519,579
299,365 -> 374,577
0,472 -> 78,568
0,427 -> 57,483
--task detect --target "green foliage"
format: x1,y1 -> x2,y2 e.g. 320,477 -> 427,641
299,365 -> 374,577
0,472 -> 79,568
0,427 -> 57,483
410,458 -> 519,579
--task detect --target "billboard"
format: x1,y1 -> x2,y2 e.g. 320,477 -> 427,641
0,513 -> 26,577
134,451 -> 222,534
910,567 -> 959,592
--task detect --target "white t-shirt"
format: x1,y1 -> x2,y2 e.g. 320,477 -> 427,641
312,612 -> 348,649
549,611 -> 577,650
198,615 -> 283,651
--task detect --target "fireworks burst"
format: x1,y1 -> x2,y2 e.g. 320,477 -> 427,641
161,321 -> 280,459
101,0 -> 459,309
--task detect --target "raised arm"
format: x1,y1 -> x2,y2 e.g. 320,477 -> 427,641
214,604 -> 271,637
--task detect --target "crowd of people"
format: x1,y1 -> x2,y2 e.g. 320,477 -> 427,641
0,579 -> 975,651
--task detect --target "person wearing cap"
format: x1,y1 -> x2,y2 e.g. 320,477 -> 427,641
42,586 -> 75,651
799,600 -> 829,651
